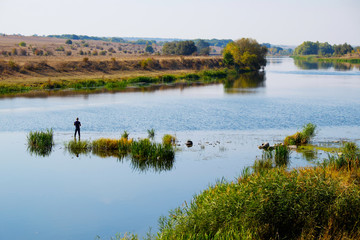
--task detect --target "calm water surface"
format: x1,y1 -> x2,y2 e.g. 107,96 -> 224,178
0,57 -> 359,239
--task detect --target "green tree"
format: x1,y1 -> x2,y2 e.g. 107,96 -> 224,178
65,39 -> 73,45
318,42 -> 334,56
145,45 -> 154,53
162,42 -> 177,55
334,43 -> 353,56
196,40 -> 210,55
222,38 -> 267,71
175,41 -> 197,55
294,41 -> 319,55
19,41 -> 26,47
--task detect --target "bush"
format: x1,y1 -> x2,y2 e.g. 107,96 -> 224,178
65,51 -> 72,56
19,41 -> 26,47
65,39 -> 73,45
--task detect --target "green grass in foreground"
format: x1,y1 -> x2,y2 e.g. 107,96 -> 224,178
157,142 -> 360,240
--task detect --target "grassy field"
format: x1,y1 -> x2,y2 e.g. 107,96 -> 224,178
0,35 -> 224,90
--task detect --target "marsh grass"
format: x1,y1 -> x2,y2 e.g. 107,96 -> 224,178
322,142 -> 360,170
284,123 -> 317,146
253,144 -> 290,173
66,139 -> 92,155
147,129 -> 155,140
27,129 -> 54,156
162,134 -> 176,146
158,166 -> 360,240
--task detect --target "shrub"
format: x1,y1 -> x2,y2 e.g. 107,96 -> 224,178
55,46 -> 64,51
65,51 -> 72,56
160,75 -> 176,83
18,49 -> 27,56
19,41 -> 26,47
65,39 -> 73,45
184,73 -> 200,81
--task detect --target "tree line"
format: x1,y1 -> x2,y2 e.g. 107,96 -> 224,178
162,40 -> 211,56
294,41 -> 356,56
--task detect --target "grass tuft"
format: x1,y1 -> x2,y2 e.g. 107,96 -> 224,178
27,129 -> 54,156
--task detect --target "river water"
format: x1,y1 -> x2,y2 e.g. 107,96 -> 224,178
0,57 -> 359,239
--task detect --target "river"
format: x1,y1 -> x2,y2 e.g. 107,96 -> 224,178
0,57 -> 359,239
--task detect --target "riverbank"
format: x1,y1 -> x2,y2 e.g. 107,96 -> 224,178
292,54 -> 360,64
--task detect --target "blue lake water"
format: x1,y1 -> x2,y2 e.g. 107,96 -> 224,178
0,57 -> 359,239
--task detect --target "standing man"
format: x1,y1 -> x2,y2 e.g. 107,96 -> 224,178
74,117 -> 81,139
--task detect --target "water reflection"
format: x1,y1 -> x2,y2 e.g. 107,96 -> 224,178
27,145 -> 53,157
294,59 -> 355,71
224,71 -> 265,93
66,141 -> 175,173
0,82 -> 217,99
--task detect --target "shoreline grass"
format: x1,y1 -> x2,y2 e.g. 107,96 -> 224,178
157,141 -> 360,240
0,68 -> 236,96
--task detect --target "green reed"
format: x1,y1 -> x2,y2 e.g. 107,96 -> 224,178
27,129 -> 54,156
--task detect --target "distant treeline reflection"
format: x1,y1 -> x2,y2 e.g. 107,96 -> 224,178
294,59 -> 357,71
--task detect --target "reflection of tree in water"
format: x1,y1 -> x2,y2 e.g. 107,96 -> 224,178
224,71 -> 265,93
294,59 -> 353,71
333,62 -> 352,71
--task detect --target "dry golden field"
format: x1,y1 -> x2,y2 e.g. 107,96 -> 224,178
0,35 -> 223,86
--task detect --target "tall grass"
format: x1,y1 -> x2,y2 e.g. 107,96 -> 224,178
66,139 -> 92,155
27,129 -> 54,156
322,142 -> 360,170
158,166 -> 360,239
253,144 -> 290,173
162,134 -> 176,146
284,123 -> 317,146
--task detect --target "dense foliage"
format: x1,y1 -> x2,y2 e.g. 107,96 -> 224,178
294,41 -> 354,56
223,38 -> 268,71
195,39 -> 210,55
162,41 -> 197,55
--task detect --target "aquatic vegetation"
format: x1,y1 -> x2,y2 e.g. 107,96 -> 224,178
253,144 -> 290,173
158,166 -> 360,239
27,129 -> 54,156
118,137 -> 133,154
66,139 -> 92,155
274,144 -> 290,166
147,128 -> 155,140
121,131 -> 129,140
162,134 -> 176,146
92,138 -> 121,158
284,123 -> 317,146
322,142 -> 360,170
131,139 -> 174,161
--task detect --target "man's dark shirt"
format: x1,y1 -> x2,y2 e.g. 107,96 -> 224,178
74,120 -> 81,129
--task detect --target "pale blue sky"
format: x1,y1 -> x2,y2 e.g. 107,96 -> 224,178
1,0 -> 359,45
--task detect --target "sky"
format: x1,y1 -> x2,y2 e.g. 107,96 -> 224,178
1,0 -> 359,46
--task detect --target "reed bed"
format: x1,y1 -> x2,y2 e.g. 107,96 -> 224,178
158,164 -> 360,240
284,123 -> 317,146
66,139 -> 92,155
27,129 -> 54,156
